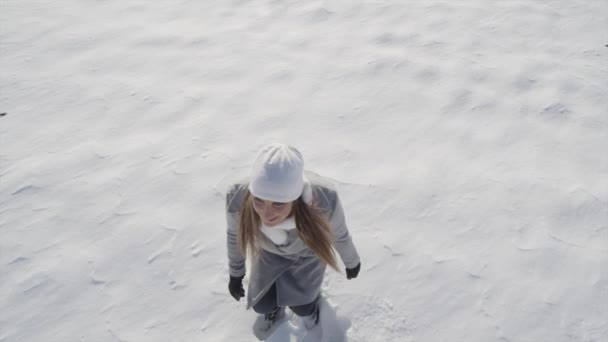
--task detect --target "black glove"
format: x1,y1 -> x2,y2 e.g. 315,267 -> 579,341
346,262 -> 361,280
228,275 -> 245,301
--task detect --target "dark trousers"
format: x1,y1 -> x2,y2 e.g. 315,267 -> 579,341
252,283 -> 319,317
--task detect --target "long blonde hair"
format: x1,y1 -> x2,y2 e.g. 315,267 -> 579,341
238,191 -> 339,271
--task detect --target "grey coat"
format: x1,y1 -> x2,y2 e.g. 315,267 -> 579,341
225,171 -> 360,309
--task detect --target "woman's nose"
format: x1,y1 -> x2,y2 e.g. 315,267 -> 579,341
262,203 -> 275,217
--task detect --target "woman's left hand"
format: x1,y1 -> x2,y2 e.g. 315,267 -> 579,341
346,262 -> 361,279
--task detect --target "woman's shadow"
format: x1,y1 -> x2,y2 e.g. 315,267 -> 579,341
267,297 -> 351,342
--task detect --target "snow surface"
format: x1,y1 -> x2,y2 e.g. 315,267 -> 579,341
1,0 -> 607,341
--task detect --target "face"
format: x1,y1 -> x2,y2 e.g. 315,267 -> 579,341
252,196 -> 294,226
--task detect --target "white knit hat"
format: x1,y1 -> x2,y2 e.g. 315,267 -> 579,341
248,143 -> 306,203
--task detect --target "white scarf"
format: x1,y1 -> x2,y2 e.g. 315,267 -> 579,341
261,217 -> 297,246
260,180 -> 313,246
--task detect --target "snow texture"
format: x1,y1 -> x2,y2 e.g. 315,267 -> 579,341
1,0 -> 607,341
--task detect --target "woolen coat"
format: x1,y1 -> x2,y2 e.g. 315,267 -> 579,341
225,171 -> 360,309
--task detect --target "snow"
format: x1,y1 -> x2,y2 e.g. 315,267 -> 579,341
1,0 -> 607,341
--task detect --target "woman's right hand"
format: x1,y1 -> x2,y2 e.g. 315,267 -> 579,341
228,275 -> 245,301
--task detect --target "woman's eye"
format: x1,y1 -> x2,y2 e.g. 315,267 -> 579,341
272,203 -> 285,208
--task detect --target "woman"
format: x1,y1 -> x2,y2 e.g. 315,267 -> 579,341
225,143 -> 361,340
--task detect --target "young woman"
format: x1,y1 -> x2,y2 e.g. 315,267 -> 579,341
225,143 -> 361,340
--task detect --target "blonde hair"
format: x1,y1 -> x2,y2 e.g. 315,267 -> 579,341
238,191 -> 339,271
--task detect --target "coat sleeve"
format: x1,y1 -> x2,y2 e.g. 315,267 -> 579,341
226,184 -> 246,277
328,192 -> 361,269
